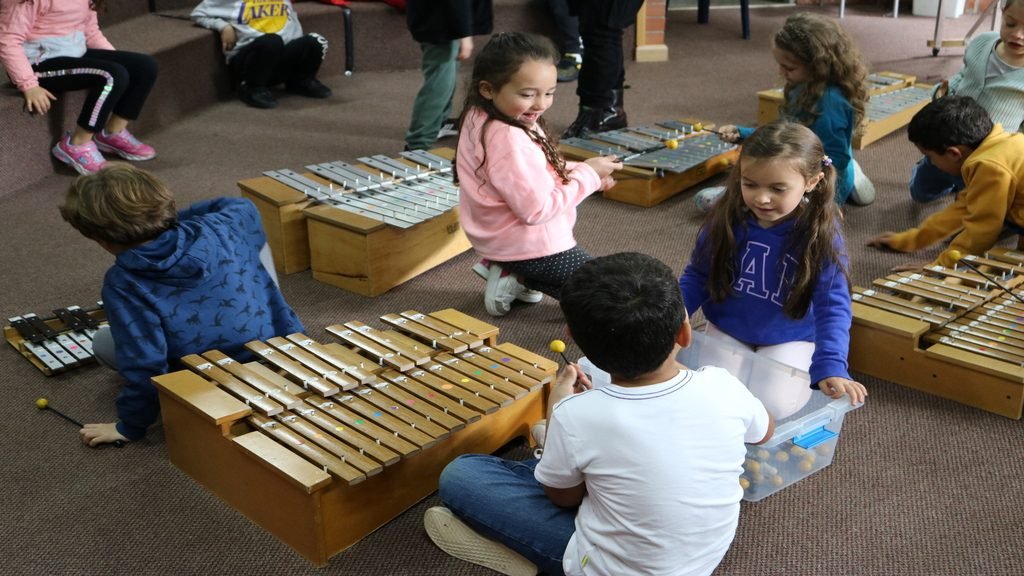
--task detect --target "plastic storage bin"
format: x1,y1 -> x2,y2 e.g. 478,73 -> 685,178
578,331 -> 861,502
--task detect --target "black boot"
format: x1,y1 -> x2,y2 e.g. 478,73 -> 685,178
562,89 -> 627,139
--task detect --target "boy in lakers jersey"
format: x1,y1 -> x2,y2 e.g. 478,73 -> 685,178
191,0 -> 332,108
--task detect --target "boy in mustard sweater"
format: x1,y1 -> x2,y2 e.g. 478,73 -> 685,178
868,96 -> 1024,267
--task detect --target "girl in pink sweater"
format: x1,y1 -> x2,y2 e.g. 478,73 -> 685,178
0,0 -> 158,175
455,32 -> 620,316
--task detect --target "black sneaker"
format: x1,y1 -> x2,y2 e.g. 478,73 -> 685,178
239,83 -> 278,109
287,78 -> 332,99
556,53 -> 582,83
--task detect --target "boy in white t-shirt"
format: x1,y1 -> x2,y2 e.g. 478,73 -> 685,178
424,252 -> 774,576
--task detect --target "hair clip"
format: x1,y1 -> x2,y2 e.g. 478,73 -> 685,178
821,155 -> 833,168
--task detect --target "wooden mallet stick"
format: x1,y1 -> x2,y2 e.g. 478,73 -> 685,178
36,398 -> 125,448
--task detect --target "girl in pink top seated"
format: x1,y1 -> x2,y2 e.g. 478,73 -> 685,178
0,0 -> 158,175
455,32 -> 621,316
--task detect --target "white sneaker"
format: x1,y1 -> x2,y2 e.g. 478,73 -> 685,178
517,289 -> 543,304
695,186 -> 727,214
437,118 -> 459,139
530,419 -> 547,448
424,507 -> 538,576
484,264 -> 526,317
849,159 -> 876,206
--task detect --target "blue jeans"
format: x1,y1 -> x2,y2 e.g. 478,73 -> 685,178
438,454 -> 577,575
910,156 -> 964,203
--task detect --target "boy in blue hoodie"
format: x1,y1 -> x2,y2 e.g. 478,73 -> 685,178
59,164 -> 303,447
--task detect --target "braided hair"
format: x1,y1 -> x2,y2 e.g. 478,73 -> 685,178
452,32 -> 570,186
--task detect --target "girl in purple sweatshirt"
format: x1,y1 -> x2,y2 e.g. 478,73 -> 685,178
453,32 -> 620,317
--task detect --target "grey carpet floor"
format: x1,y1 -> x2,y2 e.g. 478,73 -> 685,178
0,7 -> 1020,576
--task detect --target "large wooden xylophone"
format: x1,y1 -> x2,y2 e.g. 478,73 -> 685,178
849,247 -> 1024,418
152,308 -> 556,565
5,303 -> 106,375
238,148 -> 471,296
757,71 -> 936,149
559,119 -> 740,207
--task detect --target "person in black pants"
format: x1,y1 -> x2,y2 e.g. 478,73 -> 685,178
562,0 -> 645,139
546,0 -> 583,83
192,0 -> 332,109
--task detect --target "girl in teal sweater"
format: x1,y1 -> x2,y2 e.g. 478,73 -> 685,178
698,13 -> 873,210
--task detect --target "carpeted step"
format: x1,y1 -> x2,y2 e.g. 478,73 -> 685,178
0,0 -> 558,196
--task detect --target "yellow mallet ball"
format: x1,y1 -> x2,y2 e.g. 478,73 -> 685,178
738,476 -> 751,490
693,122 -> 704,132
35,397 -> 49,410
799,460 -> 814,473
665,139 -> 679,150
549,340 -> 566,354
947,249 -> 963,263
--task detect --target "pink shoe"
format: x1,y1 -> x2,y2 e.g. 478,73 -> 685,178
52,133 -> 107,175
94,128 -> 156,161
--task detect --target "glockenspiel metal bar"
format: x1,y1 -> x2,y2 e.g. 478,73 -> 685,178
867,73 -> 905,86
265,170 -> 421,228
388,179 -> 459,210
307,163 -> 386,193
865,86 -> 933,121
657,120 -> 700,134
591,129 -> 661,152
23,341 -> 67,371
55,333 -> 91,362
401,150 -> 453,173
560,137 -> 628,156
628,126 -> 681,140
358,155 -> 428,180
626,134 -> 737,174
312,162 -> 458,211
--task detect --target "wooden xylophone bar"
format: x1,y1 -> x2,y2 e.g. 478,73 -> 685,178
152,308 -> 556,565
849,247 -> 1024,418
